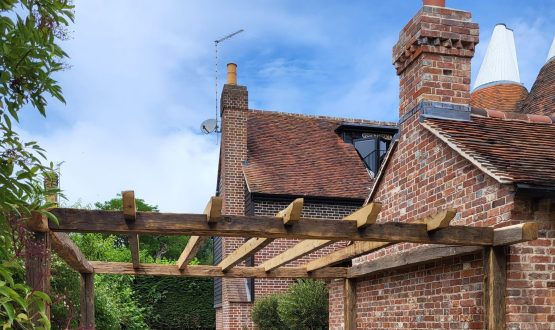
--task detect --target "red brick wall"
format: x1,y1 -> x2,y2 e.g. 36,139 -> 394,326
252,199 -> 360,302
507,196 -> 555,329
217,83 -> 252,330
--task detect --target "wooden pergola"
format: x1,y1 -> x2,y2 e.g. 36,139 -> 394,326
25,191 -> 538,330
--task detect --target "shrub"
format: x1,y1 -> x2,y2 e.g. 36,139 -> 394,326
277,280 -> 328,330
252,294 -> 287,330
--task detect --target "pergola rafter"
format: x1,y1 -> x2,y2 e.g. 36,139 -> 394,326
27,192 -> 540,330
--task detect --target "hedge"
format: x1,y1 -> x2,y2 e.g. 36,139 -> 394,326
132,277 -> 215,329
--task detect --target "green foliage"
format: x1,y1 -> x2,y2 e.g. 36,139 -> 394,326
132,277 -> 215,330
253,280 -> 329,330
277,280 -> 329,330
251,294 -> 287,330
0,0 -> 73,328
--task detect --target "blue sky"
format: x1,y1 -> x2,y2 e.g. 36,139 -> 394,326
18,0 -> 555,212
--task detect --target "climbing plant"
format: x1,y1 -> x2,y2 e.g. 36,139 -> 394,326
0,0 -> 73,328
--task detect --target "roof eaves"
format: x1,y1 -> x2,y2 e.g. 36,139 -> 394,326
420,120 -> 514,185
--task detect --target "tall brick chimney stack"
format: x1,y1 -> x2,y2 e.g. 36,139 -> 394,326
393,0 -> 479,120
219,63 -> 248,216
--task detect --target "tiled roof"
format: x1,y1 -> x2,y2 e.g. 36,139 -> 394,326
470,83 -> 528,112
422,115 -> 555,187
521,59 -> 555,116
243,110 -> 393,199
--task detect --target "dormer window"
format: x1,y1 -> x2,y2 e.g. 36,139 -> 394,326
336,123 -> 398,176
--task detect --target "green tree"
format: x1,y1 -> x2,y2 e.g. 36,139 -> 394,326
0,0 -> 73,328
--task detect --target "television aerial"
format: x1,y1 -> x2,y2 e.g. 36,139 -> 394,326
200,29 -> 244,137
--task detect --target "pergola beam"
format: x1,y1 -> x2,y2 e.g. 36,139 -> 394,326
49,208 -> 495,245
347,223 -> 538,278
305,208 -> 457,272
218,198 -> 304,271
50,232 -> 94,274
90,262 -> 347,279
122,191 -> 140,268
177,197 -> 223,269
259,203 -> 382,272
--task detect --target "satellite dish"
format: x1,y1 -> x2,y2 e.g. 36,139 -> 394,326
201,119 -> 218,134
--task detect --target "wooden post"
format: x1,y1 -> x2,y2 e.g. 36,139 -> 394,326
80,273 -> 95,329
344,278 -> 356,330
24,172 -> 58,319
483,246 -> 507,330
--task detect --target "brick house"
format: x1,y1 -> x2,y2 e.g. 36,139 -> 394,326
214,0 -> 555,329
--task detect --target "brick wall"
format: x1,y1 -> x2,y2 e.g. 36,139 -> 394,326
252,198 -> 361,303
507,196 -> 555,329
217,82 -> 252,330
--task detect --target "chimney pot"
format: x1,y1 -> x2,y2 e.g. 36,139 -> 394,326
423,0 -> 445,7
227,63 -> 237,85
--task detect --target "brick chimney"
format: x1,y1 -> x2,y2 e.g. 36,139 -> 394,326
219,63 -> 248,216
393,1 -> 479,120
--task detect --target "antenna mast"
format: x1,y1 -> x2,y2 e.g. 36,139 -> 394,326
214,29 -> 244,132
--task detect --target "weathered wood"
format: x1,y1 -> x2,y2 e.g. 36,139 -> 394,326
177,236 -> 207,269
259,239 -> 334,272
128,234 -> 140,268
348,245 -> 483,278
90,262 -> 347,279
306,209 -> 458,272
415,208 -> 457,231
50,232 -> 94,273
122,190 -> 136,221
258,203 -> 383,272
276,198 -> 304,225
25,231 -> 51,319
493,222 -> 538,246
27,212 -> 49,232
49,208 -> 496,245
218,199 -> 305,271
483,246 -> 507,330
80,272 -> 95,330
204,196 -> 223,222
122,191 -> 140,268
344,278 -> 356,330
218,238 -> 273,271
306,241 -> 390,272
344,202 -> 382,228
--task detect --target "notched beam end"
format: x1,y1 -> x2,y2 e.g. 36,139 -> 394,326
420,208 -> 458,231
204,197 -> 223,223
276,198 -> 304,225
27,212 -> 49,232
344,202 -> 383,228
122,190 -> 136,221
493,222 -> 539,246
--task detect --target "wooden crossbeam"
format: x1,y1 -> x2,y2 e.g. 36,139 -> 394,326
218,238 -> 272,271
493,222 -> 538,246
91,261 -> 347,279
347,245 -> 482,278
122,191 -> 140,268
276,198 -> 304,225
50,232 -> 94,273
305,208 -> 456,272
347,222 -> 538,278
217,198 -> 304,271
177,197 -> 223,269
257,203 -> 382,272
49,208 -> 496,245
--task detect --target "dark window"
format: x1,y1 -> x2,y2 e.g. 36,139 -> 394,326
213,236 -> 222,306
353,136 -> 391,175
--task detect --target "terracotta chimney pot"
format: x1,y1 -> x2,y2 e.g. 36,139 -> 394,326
423,0 -> 445,7
227,63 -> 237,85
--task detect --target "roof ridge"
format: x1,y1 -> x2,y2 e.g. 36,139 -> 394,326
248,109 -> 396,126
471,108 -> 555,124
